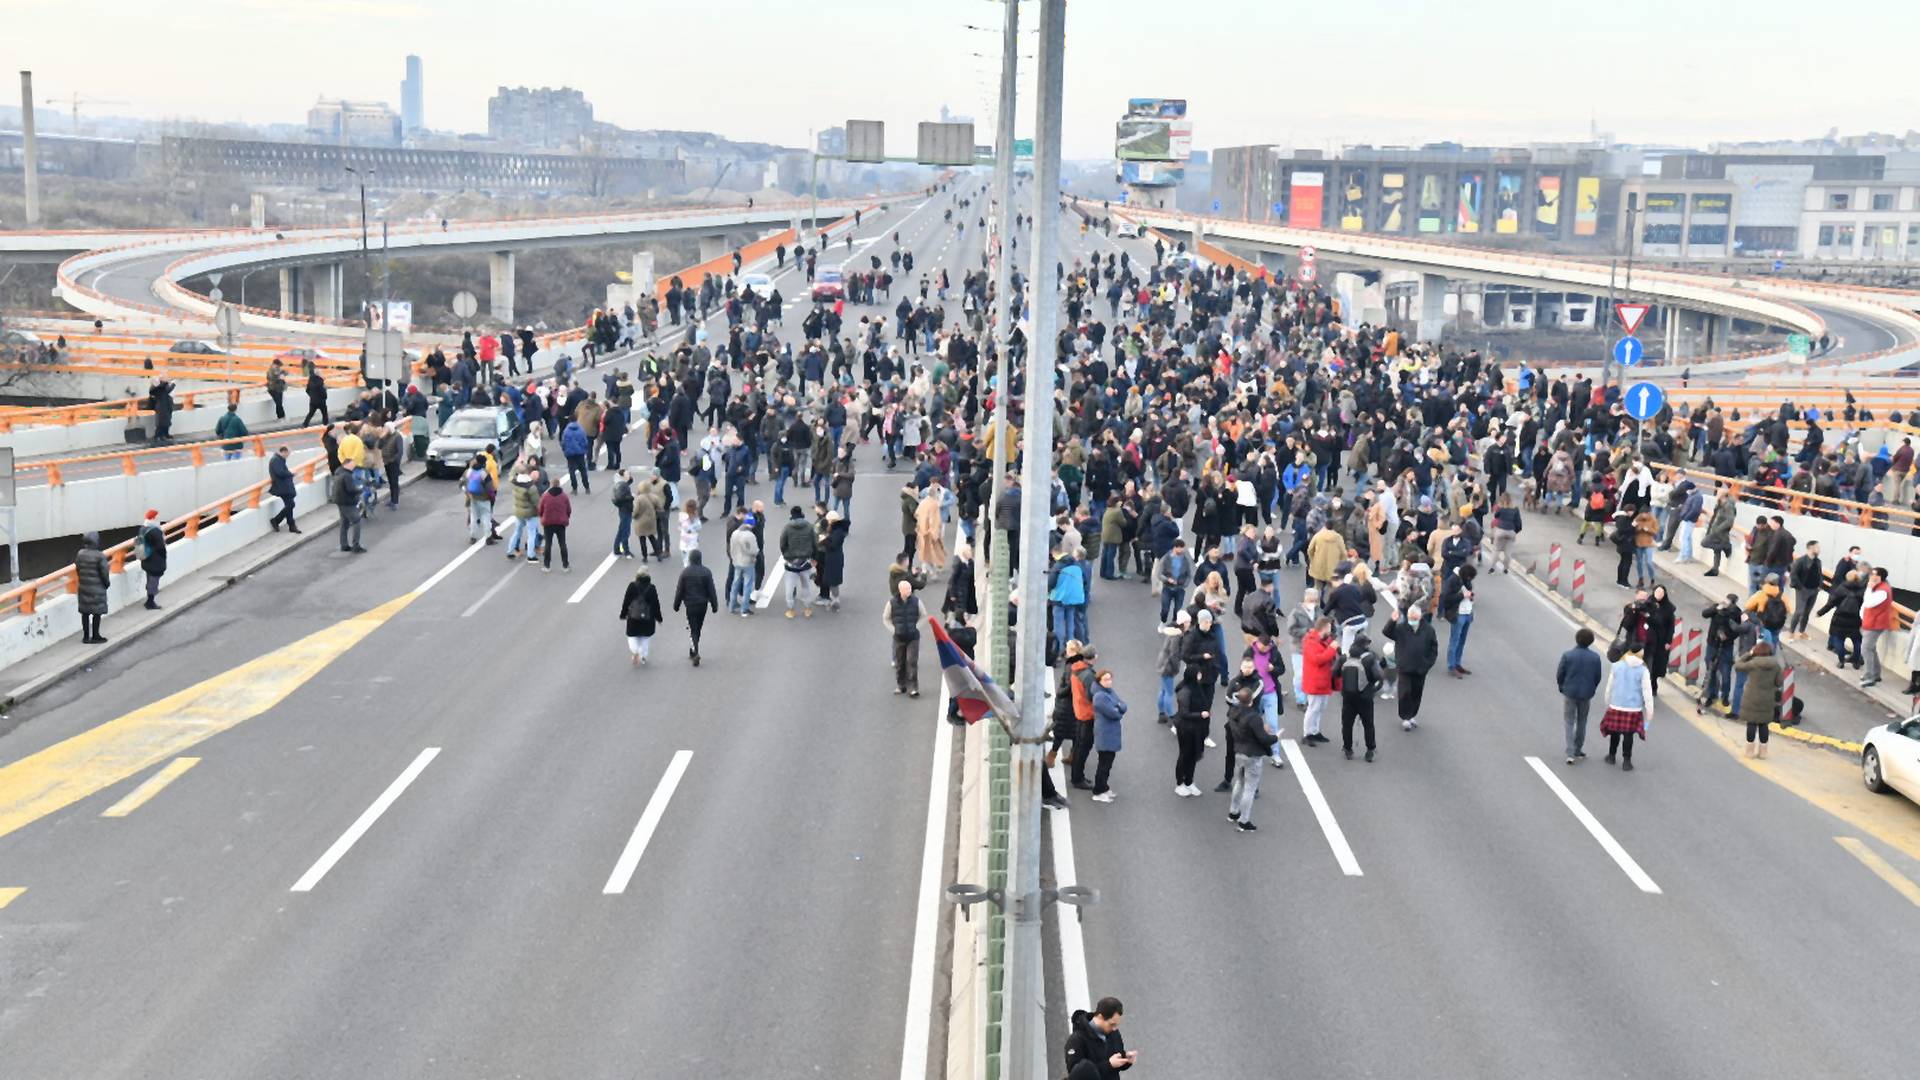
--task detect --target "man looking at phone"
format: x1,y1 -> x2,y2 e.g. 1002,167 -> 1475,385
1064,996 -> 1136,1078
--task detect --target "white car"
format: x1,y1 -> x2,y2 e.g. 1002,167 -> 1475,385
738,272 -> 776,300
169,339 -> 230,356
1115,221 -> 1141,238
1862,714 -> 1920,805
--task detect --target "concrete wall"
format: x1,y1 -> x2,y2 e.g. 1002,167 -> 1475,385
11,447 -> 328,545
1720,493 -> 1920,596
4,385 -> 358,458
0,467 -> 334,672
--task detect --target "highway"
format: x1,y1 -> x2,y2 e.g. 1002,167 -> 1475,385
1034,219 -> 1920,1079
6,194 -> 1920,1080
0,194 -> 976,1078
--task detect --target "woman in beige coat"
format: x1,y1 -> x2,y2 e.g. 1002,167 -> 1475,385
915,487 -> 949,576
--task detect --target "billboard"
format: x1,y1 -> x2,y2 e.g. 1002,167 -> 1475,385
1126,98 -> 1187,118
366,300 -> 412,333
846,119 -> 885,163
917,121 -> 975,166
1119,160 -> 1185,186
1534,174 -> 1562,234
1494,170 -> 1523,234
1573,176 -> 1600,236
1418,174 -> 1444,233
1116,118 -> 1190,161
1289,171 -> 1324,228
1340,168 -> 1366,231
1116,119 -> 1174,160
1456,172 -> 1483,233
1380,171 -> 1406,232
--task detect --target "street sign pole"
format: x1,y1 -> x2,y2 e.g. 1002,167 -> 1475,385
0,447 -> 16,584
1005,4 -> 1065,1079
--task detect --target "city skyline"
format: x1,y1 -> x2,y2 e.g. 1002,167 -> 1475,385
8,0 -> 1918,158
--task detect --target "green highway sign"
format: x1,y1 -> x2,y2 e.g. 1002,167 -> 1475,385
1014,139 -> 1034,157
1787,333 -> 1811,357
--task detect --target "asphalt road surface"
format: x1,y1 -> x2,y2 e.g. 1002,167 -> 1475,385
7,194 -> 1919,1080
0,193 -> 980,1079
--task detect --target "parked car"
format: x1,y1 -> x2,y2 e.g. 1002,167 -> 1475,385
1861,714 -> 1920,806
1114,221 -> 1141,238
811,266 -> 845,302
169,339 -> 230,356
0,328 -> 44,361
424,406 -> 521,479
276,346 -> 335,368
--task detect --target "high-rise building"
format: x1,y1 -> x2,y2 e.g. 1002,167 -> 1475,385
487,86 -> 595,150
401,55 -> 424,133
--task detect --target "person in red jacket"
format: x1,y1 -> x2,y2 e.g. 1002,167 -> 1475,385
1300,617 -> 1339,746
1861,566 -> 1896,687
537,480 -> 572,572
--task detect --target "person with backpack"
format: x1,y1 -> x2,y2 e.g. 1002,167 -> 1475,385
1576,478 -> 1611,545
617,566 -> 662,667
1743,573 -> 1790,648
1300,616 -> 1339,745
1226,672 -> 1280,830
134,508 -> 168,608
331,463 -> 365,554
1339,632 -> 1384,761
464,456 -> 496,544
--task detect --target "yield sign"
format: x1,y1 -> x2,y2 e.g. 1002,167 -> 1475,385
1615,302 -> 1650,336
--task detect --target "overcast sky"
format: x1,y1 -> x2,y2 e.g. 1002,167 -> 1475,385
10,0 -> 1918,159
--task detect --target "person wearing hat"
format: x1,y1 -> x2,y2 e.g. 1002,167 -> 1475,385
136,509 -> 168,609
778,505 -> 819,617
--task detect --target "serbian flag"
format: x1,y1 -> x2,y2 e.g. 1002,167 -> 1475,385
928,618 -> 1017,724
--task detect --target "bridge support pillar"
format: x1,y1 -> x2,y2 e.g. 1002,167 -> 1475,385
489,251 -> 516,324
699,234 -> 731,264
278,267 -> 303,316
312,262 -> 344,321
1417,273 -> 1448,342
632,252 -> 656,306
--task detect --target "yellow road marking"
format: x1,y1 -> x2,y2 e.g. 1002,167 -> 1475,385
0,887 -> 24,909
0,594 -> 415,844
100,757 -> 201,818
1836,836 -> 1920,908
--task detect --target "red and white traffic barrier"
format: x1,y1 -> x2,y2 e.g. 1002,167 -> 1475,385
1683,626 -> 1704,685
1548,543 -> 1563,591
1780,665 -> 1796,721
1667,618 -> 1686,677
1571,559 -> 1586,609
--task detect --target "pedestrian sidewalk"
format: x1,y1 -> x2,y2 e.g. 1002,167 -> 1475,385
1501,505 -> 1915,743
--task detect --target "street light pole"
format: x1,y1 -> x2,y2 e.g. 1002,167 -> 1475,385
1601,192 -> 1640,403
347,165 -> 374,321
985,0 -> 1020,563
1004,3 -> 1065,1080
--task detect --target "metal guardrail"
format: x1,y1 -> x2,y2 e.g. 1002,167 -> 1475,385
0,419 -> 409,619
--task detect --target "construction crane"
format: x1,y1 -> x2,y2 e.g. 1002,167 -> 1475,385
44,94 -> 130,134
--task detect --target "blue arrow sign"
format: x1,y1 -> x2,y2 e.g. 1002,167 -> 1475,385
1272,201 -> 1285,217
1613,336 -> 1645,367
1622,380 -> 1665,421
1211,199 -> 1222,213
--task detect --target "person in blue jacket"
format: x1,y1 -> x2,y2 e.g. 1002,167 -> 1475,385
1555,627 -> 1603,765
